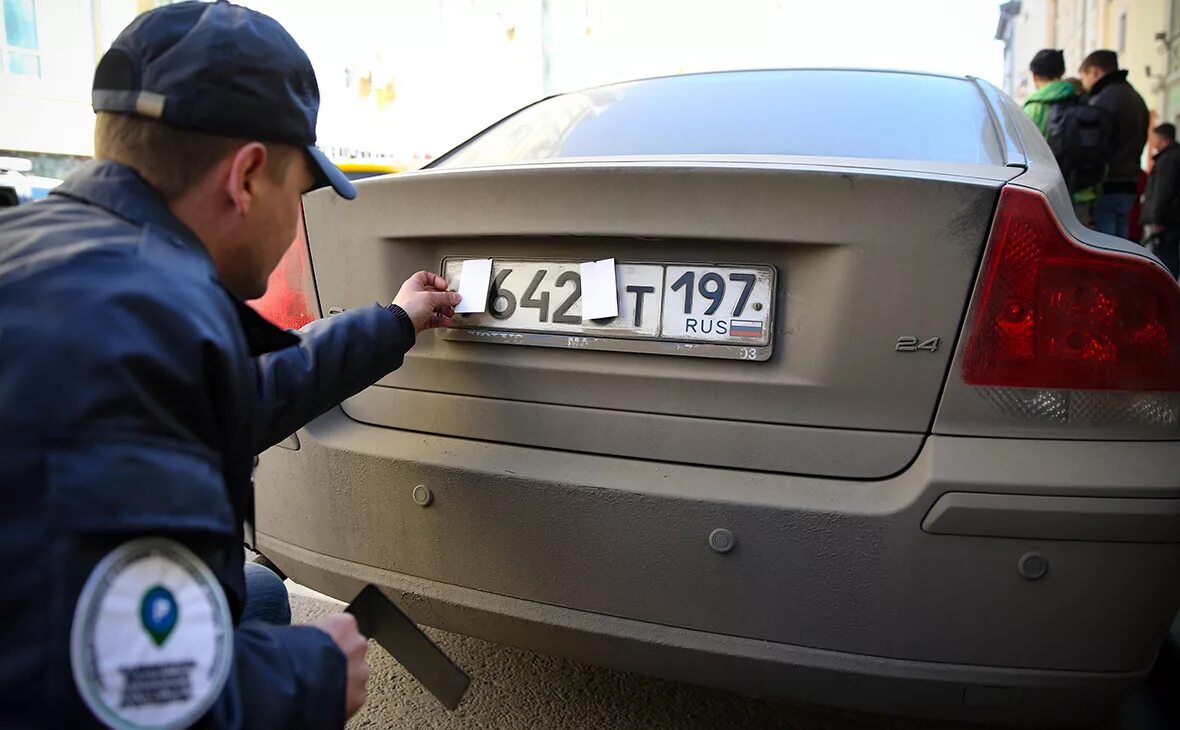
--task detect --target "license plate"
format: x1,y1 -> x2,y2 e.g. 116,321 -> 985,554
440,258 -> 775,361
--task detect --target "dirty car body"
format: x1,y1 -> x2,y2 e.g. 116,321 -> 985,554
252,70 -> 1180,727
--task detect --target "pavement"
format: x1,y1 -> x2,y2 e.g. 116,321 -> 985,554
286,582 -> 1008,730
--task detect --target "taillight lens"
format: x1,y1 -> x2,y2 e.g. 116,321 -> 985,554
249,210 -> 318,330
963,186 -> 1180,392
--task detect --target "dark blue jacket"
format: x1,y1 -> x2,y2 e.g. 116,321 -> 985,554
0,161 -> 415,728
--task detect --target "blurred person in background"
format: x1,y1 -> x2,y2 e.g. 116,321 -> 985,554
1140,122 -> 1180,279
1079,50 -> 1150,239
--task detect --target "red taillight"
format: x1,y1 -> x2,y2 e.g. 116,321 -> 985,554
963,186 -> 1180,391
248,211 -> 318,330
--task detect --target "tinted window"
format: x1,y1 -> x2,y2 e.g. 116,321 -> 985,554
436,70 -> 1003,168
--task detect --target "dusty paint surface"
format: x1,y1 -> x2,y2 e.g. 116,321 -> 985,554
287,583 -> 980,730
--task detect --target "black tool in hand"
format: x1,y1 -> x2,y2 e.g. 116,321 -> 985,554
344,584 -> 470,710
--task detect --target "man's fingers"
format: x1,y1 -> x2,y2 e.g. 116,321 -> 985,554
425,290 -> 462,308
408,271 -> 450,292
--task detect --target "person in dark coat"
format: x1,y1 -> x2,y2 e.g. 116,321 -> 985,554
0,2 -> 461,728
1141,123 -> 1180,279
1079,49 -> 1150,239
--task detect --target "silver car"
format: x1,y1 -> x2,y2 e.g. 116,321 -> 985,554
251,69 -> 1180,727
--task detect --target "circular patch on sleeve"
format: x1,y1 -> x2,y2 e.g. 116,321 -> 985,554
70,538 -> 233,730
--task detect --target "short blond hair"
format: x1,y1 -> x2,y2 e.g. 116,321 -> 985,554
94,112 -> 298,200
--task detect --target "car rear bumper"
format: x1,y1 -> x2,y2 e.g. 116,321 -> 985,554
258,531 -> 1146,727
254,407 -> 1180,727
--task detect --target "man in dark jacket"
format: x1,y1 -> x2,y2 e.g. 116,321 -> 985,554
1141,123 -> 1180,278
1079,49 -> 1150,239
0,2 -> 460,728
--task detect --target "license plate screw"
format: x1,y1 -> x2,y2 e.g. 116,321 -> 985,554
493,296 -> 509,314
753,302 -> 763,312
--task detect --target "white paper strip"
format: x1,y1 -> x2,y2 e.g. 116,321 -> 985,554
579,258 -> 619,320
453,259 -> 493,314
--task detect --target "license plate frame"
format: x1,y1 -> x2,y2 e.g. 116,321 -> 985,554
438,257 -> 776,362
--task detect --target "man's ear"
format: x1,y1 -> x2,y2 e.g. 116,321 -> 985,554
225,142 -> 269,216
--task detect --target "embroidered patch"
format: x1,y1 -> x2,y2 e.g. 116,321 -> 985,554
71,538 -> 232,730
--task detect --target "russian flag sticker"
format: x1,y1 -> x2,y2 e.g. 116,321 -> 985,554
730,319 -> 763,338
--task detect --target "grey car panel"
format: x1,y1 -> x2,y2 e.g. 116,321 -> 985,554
254,408 -> 1180,726
922,492 -> 1180,542
341,387 -> 923,478
261,533 -> 1141,728
303,161 -> 1002,478
972,77 -> 1027,168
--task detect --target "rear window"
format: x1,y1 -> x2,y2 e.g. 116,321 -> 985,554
435,70 -> 1003,169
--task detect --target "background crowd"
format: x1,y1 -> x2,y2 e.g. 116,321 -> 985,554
1023,47 -> 1180,279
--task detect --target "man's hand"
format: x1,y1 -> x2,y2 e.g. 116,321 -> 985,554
393,271 -> 462,334
315,613 -> 370,719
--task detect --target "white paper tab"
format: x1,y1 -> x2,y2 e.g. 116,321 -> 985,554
454,259 -> 493,314
579,258 -> 619,320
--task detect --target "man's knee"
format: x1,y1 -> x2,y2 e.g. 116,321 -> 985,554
243,561 -> 292,625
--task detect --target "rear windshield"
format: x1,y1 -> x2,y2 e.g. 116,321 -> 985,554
435,70 -> 1003,169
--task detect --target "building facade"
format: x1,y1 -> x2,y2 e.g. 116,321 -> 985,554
0,0 -> 106,174
997,0 -> 1049,102
0,0 -> 564,175
1163,0 -> 1180,120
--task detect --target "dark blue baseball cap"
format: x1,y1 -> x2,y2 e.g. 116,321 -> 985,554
92,0 -> 355,200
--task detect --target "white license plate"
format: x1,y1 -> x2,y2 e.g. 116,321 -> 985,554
440,259 -> 775,361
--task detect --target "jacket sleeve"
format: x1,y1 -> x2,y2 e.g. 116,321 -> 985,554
201,624 -> 346,729
251,303 -> 415,452
1023,100 -> 1048,137
51,437 -> 349,729
44,277 -> 349,729
1088,92 -> 1121,165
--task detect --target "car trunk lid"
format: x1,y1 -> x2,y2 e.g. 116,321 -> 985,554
303,160 -> 1015,478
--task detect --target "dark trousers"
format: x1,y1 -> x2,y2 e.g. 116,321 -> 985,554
1093,192 -> 1136,239
1153,231 -> 1180,280
243,561 -> 292,624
